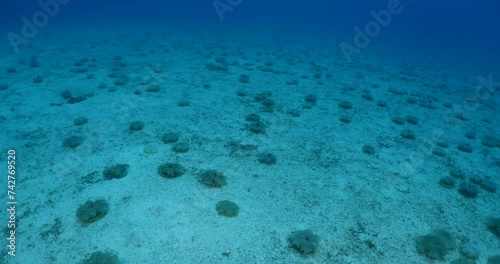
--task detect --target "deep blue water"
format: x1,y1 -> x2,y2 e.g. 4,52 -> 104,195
2,0 -> 500,52
2,0 -> 499,74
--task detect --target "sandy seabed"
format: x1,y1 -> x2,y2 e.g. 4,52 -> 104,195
0,21 -> 499,264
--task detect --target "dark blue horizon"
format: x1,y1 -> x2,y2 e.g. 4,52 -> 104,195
1,0 -> 499,62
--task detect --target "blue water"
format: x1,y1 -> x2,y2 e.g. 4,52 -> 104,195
1,1 -> 499,263
3,1 -> 500,67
